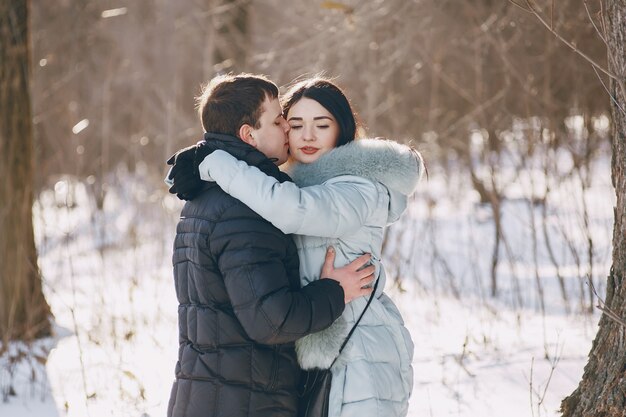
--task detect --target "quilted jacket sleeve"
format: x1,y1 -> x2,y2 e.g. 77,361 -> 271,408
202,150 -> 380,237
210,204 -> 345,345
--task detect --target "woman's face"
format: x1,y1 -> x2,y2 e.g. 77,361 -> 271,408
287,97 -> 340,164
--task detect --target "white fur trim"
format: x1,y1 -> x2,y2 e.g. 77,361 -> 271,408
286,138 -> 424,195
295,316 -> 348,370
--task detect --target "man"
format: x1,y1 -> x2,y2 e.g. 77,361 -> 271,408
166,74 -> 373,417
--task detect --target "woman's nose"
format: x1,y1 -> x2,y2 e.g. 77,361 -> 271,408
302,126 -> 315,141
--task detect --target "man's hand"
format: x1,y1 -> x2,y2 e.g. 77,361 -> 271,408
321,247 -> 375,304
165,143 -> 214,200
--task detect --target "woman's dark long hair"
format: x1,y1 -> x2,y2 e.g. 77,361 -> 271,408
282,77 -> 359,147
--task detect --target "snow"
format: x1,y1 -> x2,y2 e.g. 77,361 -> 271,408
0,153 -> 614,416
394,282 -> 598,417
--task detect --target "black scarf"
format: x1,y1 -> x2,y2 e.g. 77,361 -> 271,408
200,132 -> 292,184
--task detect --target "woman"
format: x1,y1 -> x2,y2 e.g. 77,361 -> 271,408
199,78 -> 423,417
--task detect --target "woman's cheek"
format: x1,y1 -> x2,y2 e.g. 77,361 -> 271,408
288,137 -> 297,151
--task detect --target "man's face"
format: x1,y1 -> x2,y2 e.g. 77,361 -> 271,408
248,97 -> 290,165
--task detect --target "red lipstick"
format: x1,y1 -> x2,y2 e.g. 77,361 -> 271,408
300,146 -> 319,155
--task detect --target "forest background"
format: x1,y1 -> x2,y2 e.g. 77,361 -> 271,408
1,0 -> 625,416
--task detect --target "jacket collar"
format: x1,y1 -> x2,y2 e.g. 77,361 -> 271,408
285,138 -> 424,224
286,138 -> 423,195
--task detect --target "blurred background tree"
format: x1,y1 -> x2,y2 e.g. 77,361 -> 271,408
2,2 -> 622,414
30,0 -> 609,189
0,0 -> 52,344
0,0 -> 614,339
28,0 -> 611,302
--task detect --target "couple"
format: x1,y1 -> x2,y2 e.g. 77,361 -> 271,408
166,73 -> 424,417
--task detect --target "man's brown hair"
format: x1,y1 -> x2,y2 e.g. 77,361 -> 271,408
196,73 -> 279,136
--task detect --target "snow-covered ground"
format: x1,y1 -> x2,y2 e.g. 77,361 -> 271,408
0,152 -> 614,417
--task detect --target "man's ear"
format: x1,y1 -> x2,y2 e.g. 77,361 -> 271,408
239,124 -> 256,147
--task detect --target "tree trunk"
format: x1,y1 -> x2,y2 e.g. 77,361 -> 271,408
561,1 -> 626,415
0,0 -> 52,345
213,0 -> 250,72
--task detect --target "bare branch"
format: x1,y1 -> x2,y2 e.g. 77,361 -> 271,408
524,0 -> 618,80
592,66 -> 626,117
589,277 -> 626,328
595,305 -> 626,328
440,88 -> 507,138
586,0 -> 626,113
599,0 -> 608,39
583,0 -> 607,45
507,0 -> 533,13
529,357 -> 535,417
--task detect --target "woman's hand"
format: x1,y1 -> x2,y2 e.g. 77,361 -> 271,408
321,247 -> 375,304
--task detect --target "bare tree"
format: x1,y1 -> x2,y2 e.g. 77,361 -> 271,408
24,0 -> 613,311
0,0 -> 52,344
561,0 -> 626,415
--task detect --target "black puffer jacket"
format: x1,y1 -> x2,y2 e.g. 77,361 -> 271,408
167,133 -> 345,417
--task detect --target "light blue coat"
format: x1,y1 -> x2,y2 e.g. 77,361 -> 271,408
201,138 -> 424,417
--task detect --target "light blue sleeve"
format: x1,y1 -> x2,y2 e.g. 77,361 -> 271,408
202,150 -> 379,237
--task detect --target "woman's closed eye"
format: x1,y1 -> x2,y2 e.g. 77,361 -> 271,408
289,125 -> 303,130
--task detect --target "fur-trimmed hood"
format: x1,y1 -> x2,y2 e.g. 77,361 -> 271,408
285,138 -> 424,223
286,138 -> 424,194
